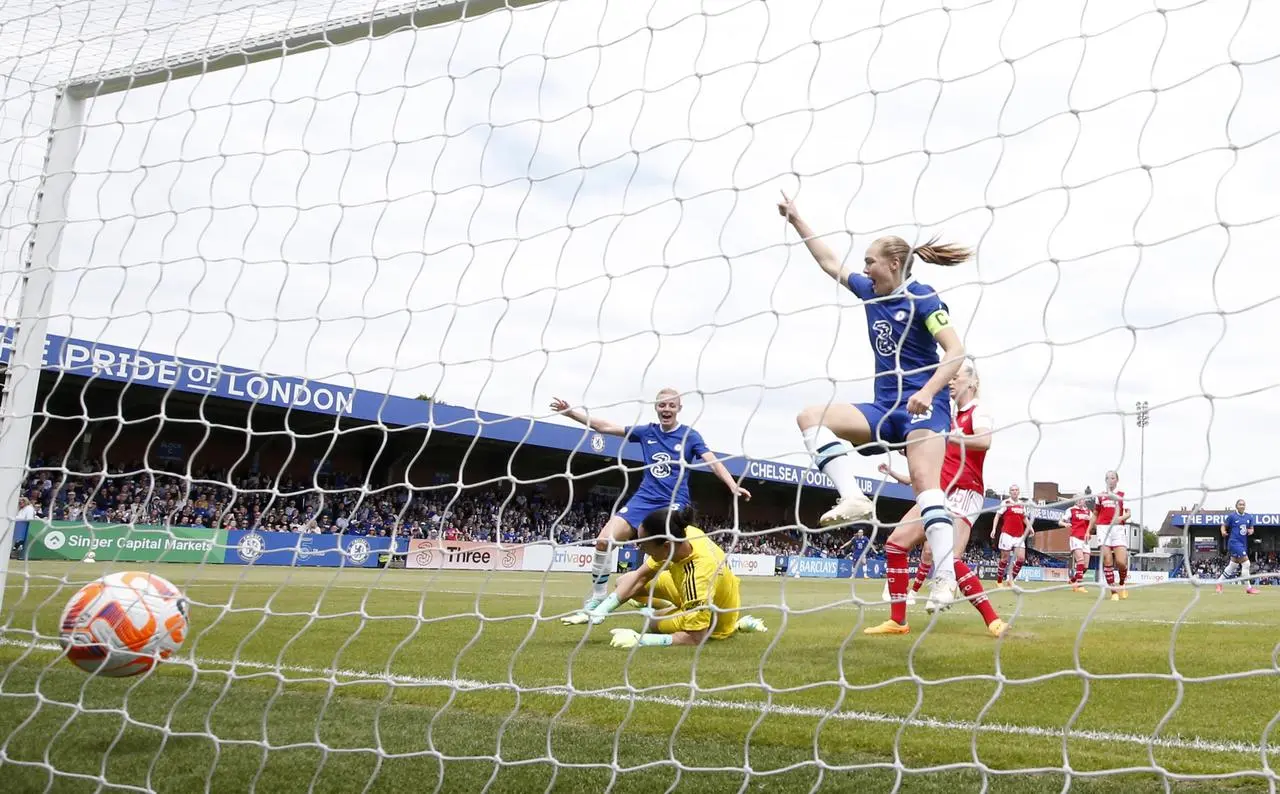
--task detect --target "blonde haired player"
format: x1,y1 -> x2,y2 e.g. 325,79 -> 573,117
551,389 -> 751,623
868,361 -> 1006,637
1094,471 -> 1132,600
992,485 -> 1033,587
1059,497 -> 1095,593
578,506 -> 768,648
778,193 -> 970,609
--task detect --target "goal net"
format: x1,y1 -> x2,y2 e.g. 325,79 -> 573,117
2,0 -> 1279,790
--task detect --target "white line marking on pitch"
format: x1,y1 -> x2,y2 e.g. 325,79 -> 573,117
0,637 -> 1273,757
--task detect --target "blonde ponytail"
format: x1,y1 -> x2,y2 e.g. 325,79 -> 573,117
876,235 -> 973,278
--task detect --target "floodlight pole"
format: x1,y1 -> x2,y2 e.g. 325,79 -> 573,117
1135,401 -> 1149,550
0,91 -> 83,611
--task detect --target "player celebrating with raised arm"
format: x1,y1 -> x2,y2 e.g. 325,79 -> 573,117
1059,497 -> 1095,593
870,361 -> 1006,636
1217,499 -> 1259,595
579,506 -> 768,648
551,388 -> 751,623
1094,471 -> 1132,601
778,192 -> 971,612
992,485 -> 1033,588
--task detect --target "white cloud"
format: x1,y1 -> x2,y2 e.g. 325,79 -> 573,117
2,0 -> 1279,527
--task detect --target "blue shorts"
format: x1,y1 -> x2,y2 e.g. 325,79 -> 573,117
852,392 -> 952,456
615,494 -> 685,530
1227,545 -> 1249,559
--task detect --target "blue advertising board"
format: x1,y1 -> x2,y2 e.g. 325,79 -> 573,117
617,545 -> 643,570
224,530 -> 398,567
853,559 -> 887,579
783,556 -> 853,578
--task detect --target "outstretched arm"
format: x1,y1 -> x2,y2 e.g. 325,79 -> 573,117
549,397 -> 628,437
777,192 -> 852,287
701,452 -> 751,501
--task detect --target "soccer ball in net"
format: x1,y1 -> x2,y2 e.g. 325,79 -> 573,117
57,571 -> 189,677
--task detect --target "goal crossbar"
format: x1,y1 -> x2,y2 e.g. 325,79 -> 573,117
64,0 -> 554,98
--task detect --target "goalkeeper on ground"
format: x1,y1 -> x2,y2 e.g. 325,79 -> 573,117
567,506 -> 767,648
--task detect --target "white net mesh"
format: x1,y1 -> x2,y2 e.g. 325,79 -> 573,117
3,0 -> 1280,790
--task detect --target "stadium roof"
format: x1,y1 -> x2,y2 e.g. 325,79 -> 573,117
0,327 -> 1069,521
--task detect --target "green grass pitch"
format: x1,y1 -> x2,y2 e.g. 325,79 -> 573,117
2,561 -> 1278,793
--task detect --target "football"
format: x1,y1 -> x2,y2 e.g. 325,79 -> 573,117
57,571 -> 189,677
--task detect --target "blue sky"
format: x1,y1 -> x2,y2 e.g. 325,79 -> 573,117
2,0 -> 1279,528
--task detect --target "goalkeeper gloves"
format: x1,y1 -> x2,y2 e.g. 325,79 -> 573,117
561,593 -> 622,626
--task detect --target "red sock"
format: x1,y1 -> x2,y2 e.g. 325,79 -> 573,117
955,560 -> 1000,626
1118,565 -> 1127,586
1010,559 -> 1024,581
1104,566 -> 1116,589
1075,561 -> 1087,583
996,558 -> 1008,584
886,543 -> 910,625
912,561 -> 931,593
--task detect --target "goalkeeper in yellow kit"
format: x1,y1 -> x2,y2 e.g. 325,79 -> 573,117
567,506 -> 767,648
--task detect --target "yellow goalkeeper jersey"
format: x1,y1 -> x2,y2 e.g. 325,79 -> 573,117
643,525 -> 741,638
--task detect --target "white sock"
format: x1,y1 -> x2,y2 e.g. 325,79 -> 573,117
1219,561 -> 1239,582
802,425 -> 858,500
1241,560 -> 1251,585
918,489 -> 956,583
591,549 -> 611,598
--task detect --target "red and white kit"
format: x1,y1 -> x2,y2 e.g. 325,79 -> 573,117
995,498 -> 1029,551
940,401 -> 992,526
1094,491 -> 1127,548
1067,503 -> 1093,553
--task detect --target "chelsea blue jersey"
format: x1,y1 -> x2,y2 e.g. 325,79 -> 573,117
845,274 -> 951,405
1225,512 -> 1252,551
624,423 -> 709,503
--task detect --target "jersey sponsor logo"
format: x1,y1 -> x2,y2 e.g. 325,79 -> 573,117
650,451 -> 673,479
871,319 -> 897,356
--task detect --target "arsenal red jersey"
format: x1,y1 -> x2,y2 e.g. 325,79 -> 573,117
1094,491 -> 1125,525
998,499 -> 1029,538
939,401 -> 990,495
1067,504 -> 1092,540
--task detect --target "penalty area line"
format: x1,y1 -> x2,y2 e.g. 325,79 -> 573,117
1,637 -> 1273,757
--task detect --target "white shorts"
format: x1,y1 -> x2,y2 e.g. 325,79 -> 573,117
1069,537 -> 1091,554
998,533 -> 1026,552
945,489 -> 984,527
1098,524 -> 1128,548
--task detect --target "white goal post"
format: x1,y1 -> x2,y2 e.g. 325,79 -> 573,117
3,0 -> 1279,791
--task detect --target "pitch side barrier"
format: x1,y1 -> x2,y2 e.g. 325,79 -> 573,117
20,523 -> 1170,583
